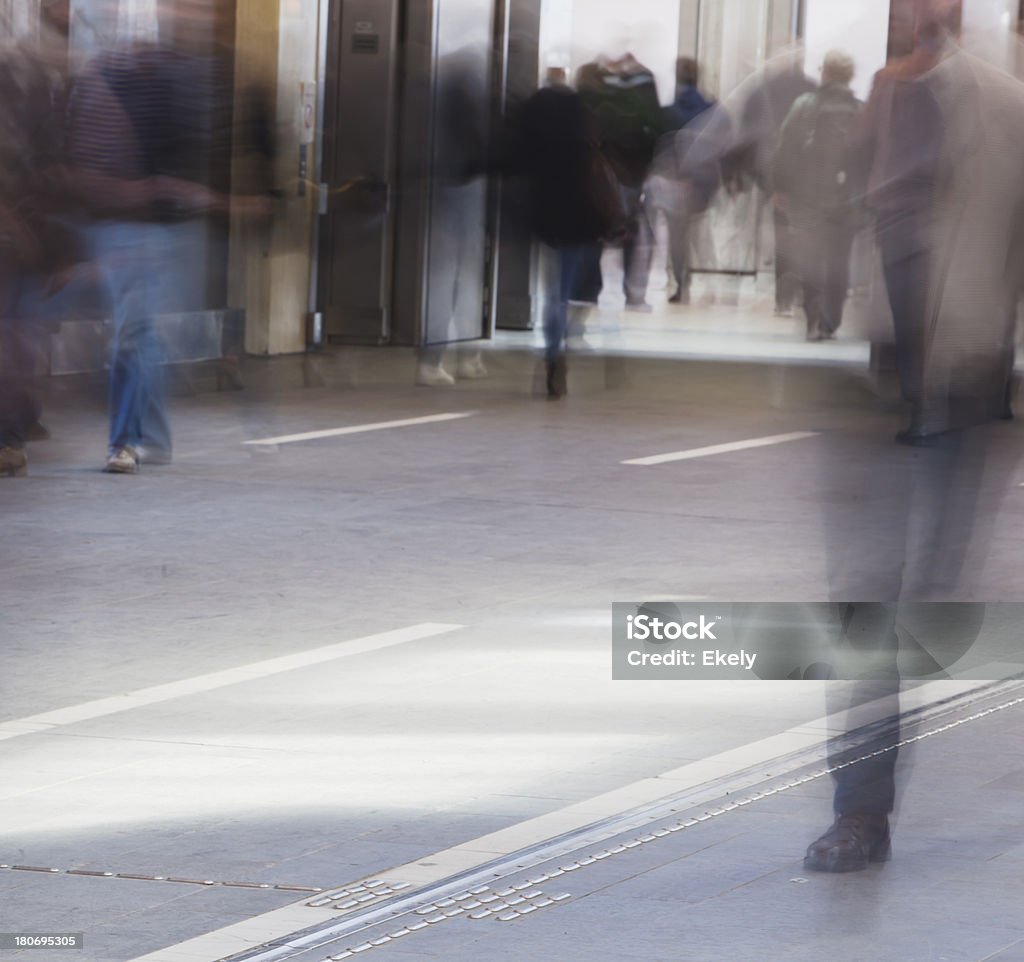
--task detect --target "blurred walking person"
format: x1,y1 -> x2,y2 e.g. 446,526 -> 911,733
773,50 -> 861,341
650,57 -> 729,306
66,0 -> 231,472
805,2 -> 1024,874
577,54 -> 663,312
512,81 -> 622,397
0,7 -> 75,477
726,51 -> 816,315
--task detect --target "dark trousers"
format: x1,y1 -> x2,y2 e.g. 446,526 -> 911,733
773,208 -> 800,311
0,317 -> 43,449
541,243 -> 586,361
828,603 -> 900,816
795,212 -> 854,336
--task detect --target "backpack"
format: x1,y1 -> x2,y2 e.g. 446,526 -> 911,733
798,91 -> 859,209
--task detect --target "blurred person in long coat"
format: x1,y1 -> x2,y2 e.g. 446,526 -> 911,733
804,4 -> 1024,874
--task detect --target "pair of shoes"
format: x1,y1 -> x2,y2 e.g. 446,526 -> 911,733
668,289 -> 689,305
0,446 -> 28,477
104,446 -> 140,474
804,813 -> 891,873
624,300 -> 653,313
456,355 -> 488,380
416,362 -> 455,387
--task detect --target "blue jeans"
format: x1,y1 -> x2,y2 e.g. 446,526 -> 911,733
89,222 -> 176,454
540,243 -> 586,362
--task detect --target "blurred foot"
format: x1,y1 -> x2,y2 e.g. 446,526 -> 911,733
545,358 -> 567,399
624,300 -> 653,314
804,814 -> 890,873
455,355 -> 488,380
104,446 -> 140,474
895,426 -> 940,447
25,422 -> 50,441
137,445 -> 173,465
0,446 -> 28,477
416,362 -> 455,387
668,289 -> 689,305
775,306 -> 794,317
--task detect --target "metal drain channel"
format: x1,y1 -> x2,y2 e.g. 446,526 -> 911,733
218,676 -> 1024,962
0,865 -> 323,892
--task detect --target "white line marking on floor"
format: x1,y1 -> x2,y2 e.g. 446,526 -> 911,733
622,431 -> 819,466
0,623 -> 463,743
125,674 -> 1003,962
244,412 -> 477,446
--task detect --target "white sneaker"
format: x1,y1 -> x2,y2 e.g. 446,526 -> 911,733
104,446 -> 139,474
416,362 -> 455,387
456,355 -> 488,379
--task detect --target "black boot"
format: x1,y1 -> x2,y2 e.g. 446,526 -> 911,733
804,813 -> 891,872
545,357 -> 567,399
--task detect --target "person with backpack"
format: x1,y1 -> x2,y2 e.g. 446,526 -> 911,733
772,50 -> 861,341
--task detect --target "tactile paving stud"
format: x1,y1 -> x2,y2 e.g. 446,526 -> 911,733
497,912 -> 520,921
468,911 -> 493,920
